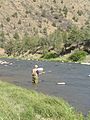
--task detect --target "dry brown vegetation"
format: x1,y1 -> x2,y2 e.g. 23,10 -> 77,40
0,0 -> 90,40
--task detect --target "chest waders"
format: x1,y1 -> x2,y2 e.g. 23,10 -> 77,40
32,74 -> 39,84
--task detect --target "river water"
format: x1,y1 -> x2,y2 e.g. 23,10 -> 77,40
0,58 -> 90,115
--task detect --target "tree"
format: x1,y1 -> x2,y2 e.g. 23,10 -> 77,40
68,26 -> 84,46
63,6 -> 68,17
0,23 -> 5,48
5,40 -> 14,56
22,33 -> 40,53
48,30 -> 64,54
0,31 -> 5,48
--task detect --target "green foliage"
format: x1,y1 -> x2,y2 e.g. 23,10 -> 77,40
63,6 -> 68,17
77,10 -> 83,16
53,0 -> 56,3
52,22 -> 56,27
13,40 -> 22,56
48,30 -> 64,53
13,32 -> 19,39
42,52 -> 58,59
72,16 -> 78,22
18,19 -> 21,24
12,12 -> 18,18
21,34 -> 31,52
22,34 -> 40,53
68,50 -> 88,62
86,112 -> 90,120
81,25 -> 90,40
0,81 -> 84,120
68,26 -> 85,44
61,0 -> 63,4
1,24 -> 90,59
6,17 -> 10,22
5,39 -> 22,56
26,9 -> 31,14
0,31 -> 5,48
5,40 -> 14,56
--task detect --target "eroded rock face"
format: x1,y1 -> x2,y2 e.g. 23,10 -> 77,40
0,48 -> 5,55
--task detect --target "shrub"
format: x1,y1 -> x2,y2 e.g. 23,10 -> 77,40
72,16 -> 78,22
13,32 -> 19,39
52,22 -> 56,27
77,10 -> 83,16
42,52 -> 58,59
53,0 -> 56,3
63,6 -> 68,17
61,0 -> 63,4
18,19 -> 21,24
26,10 -> 31,14
12,12 -> 18,18
6,17 -> 10,22
68,50 -> 88,62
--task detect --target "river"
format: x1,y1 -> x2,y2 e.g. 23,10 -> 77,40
0,58 -> 90,115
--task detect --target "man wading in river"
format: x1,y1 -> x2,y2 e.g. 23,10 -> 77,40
32,65 -> 45,84
32,65 -> 39,84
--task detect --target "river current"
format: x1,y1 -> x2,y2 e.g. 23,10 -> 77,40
0,58 -> 90,115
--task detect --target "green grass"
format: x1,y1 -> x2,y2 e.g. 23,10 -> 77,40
2,51 -> 90,63
0,81 -> 85,120
40,55 -> 70,63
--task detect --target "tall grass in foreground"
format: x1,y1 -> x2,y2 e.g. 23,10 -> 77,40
0,81 -> 86,120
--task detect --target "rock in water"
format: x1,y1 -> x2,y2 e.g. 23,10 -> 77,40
88,74 -> 90,77
57,82 -> 66,85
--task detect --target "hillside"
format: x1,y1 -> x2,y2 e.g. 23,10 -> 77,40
0,0 -> 90,40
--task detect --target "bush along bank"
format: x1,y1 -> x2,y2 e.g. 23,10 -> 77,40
1,26 -> 90,62
5,49 -> 88,63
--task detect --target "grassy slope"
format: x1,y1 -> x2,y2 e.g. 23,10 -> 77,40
0,81 -> 84,120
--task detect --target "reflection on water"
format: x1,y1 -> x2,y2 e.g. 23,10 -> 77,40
0,58 -> 90,115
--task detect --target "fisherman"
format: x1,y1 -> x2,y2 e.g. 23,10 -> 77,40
32,65 -> 39,84
32,65 -> 45,84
